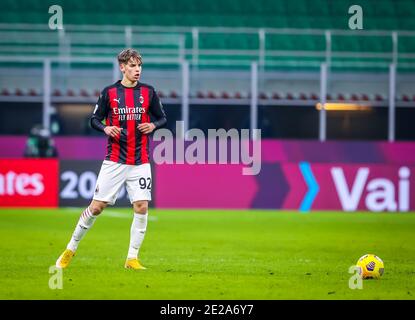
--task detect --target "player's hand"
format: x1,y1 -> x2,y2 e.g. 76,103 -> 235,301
137,123 -> 156,135
104,126 -> 122,138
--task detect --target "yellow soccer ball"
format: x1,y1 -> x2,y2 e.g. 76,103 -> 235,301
356,254 -> 384,279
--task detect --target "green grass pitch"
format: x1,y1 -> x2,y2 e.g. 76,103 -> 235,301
0,208 -> 414,300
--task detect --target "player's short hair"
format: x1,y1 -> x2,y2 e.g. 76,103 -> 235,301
117,48 -> 142,65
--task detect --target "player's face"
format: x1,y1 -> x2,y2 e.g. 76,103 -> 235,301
120,58 -> 142,83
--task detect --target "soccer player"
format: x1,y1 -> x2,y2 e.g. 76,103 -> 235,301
56,48 -> 167,270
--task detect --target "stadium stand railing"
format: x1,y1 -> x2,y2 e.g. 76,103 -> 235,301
1,23 -> 415,68
0,23 -> 414,142
1,23 -> 414,99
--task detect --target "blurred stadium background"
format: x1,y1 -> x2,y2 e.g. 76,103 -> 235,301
1,0 -> 415,208
1,0 -> 415,139
0,0 -> 415,300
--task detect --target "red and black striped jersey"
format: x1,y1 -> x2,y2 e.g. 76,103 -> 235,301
90,80 -> 167,165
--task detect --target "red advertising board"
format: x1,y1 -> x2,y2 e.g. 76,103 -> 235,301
0,159 -> 59,207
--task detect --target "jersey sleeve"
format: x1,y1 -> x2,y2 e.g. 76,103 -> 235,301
149,88 -> 167,129
90,88 -> 110,133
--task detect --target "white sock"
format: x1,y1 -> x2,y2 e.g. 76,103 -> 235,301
127,212 -> 148,259
67,207 -> 97,252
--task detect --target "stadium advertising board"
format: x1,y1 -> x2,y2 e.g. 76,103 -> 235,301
0,139 -> 414,211
0,159 -> 59,207
59,160 -> 132,207
155,162 -> 414,212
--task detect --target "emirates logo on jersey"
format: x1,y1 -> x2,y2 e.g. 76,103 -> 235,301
113,106 -> 146,115
114,106 -> 146,121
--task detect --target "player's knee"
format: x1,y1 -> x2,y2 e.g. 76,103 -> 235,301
133,201 -> 148,214
89,201 -> 107,215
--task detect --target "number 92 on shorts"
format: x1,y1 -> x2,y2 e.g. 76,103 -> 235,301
93,160 -> 152,205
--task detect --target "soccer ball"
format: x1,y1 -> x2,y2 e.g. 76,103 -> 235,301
356,254 -> 384,279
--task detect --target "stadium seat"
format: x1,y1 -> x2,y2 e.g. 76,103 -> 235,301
306,0 -> 329,16
358,36 -> 389,53
395,0 -> 415,17
328,0 -> 349,17
3,0 -> 19,11
332,36 -> 359,52
262,15 -> 288,29
374,0 -> 396,17
398,19 -> 415,31
283,0 -> 308,17
399,36 -> 415,54
243,0 -> 267,15
364,17 -> 396,30
199,34 -> 227,49
286,16 -> 311,29
262,0 -> 286,16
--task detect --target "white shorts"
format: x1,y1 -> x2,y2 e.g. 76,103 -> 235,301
93,160 -> 152,205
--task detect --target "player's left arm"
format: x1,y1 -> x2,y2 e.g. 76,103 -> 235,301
138,88 -> 167,134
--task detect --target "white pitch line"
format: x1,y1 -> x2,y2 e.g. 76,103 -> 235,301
59,208 -> 157,221
104,210 -> 158,221
102,210 -> 131,219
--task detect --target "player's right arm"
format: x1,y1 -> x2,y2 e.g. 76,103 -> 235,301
90,89 -> 122,138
